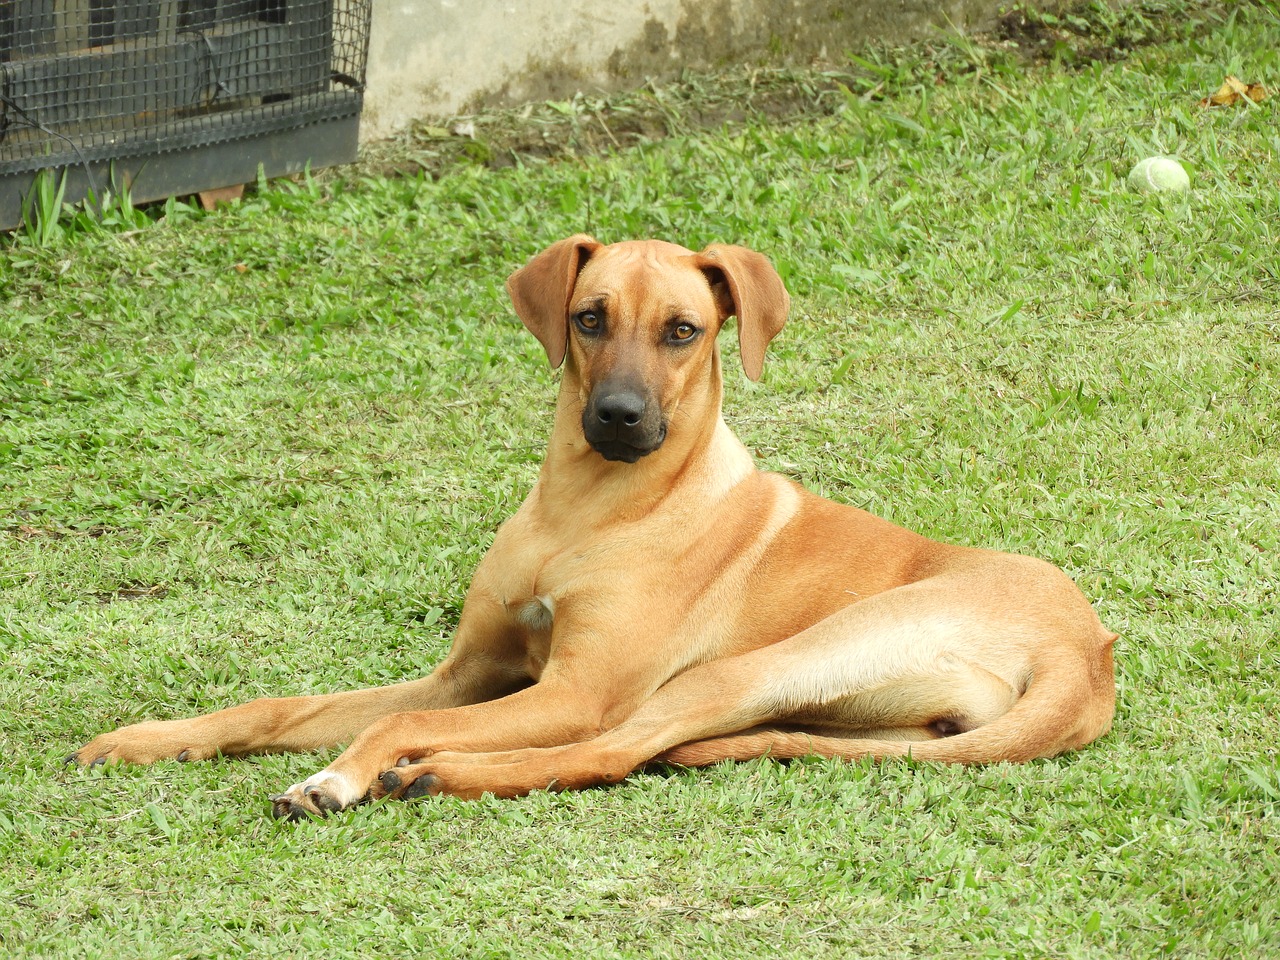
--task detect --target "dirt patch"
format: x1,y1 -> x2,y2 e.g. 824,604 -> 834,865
352,1 -> 1224,186
992,8 -> 1132,66
357,66 -> 845,181
4,518 -> 111,540
94,583 -> 169,604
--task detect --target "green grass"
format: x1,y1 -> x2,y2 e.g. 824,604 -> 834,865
2,1 -> 1278,956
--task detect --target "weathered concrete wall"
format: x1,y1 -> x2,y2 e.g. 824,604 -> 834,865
361,0 -> 1010,141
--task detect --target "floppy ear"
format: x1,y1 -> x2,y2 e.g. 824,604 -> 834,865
506,234 -> 602,369
693,244 -> 790,381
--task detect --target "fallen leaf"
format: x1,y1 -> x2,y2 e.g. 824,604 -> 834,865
1199,75 -> 1268,108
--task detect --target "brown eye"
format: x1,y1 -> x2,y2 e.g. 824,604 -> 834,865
670,322 -> 698,343
575,311 -> 601,333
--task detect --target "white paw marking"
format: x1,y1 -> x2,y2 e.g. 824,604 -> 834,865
283,769 -> 362,810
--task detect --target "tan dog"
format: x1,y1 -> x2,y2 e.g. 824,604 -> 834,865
72,236 -> 1117,818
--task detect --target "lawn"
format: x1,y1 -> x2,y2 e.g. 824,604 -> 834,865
1,1 -> 1277,957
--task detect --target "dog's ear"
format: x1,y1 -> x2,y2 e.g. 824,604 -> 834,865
693,245 -> 790,381
506,234 -> 602,369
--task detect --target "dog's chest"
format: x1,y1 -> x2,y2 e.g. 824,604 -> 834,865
502,592 -> 555,679
512,594 -> 555,633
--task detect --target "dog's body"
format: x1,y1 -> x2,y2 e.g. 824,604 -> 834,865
73,237 -> 1116,817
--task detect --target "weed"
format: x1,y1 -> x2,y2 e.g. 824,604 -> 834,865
19,168 -> 68,247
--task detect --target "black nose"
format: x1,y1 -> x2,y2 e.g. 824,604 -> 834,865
582,382 -> 666,462
594,390 -> 646,429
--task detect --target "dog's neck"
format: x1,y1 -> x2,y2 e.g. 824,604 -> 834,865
536,348 -> 756,525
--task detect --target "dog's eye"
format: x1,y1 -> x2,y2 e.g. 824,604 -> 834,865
669,323 -> 698,343
574,311 -> 601,333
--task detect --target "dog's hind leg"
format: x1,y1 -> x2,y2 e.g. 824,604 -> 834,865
374,571 -> 1110,800
655,726 -> 953,766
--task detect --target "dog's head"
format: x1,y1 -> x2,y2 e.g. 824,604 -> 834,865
506,236 -> 790,463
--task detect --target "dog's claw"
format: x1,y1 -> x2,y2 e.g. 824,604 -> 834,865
270,795 -> 307,821
63,752 -> 80,766
378,770 -> 402,791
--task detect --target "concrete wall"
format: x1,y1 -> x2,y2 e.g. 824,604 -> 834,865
360,0 -> 1011,141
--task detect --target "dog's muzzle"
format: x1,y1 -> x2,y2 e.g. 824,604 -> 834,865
582,381 -> 667,463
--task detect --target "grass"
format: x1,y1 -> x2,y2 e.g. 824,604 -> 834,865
2,0 -> 1278,956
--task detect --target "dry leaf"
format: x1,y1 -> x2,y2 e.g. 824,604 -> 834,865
1199,75 -> 1268,108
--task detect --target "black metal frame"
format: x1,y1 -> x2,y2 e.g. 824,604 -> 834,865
0,0 -> 369,229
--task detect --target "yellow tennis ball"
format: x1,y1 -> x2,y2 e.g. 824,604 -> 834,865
1128,157 -> 1190,193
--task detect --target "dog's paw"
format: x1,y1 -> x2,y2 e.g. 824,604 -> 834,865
370,762 -> 442,802
270,770 -> 366,820
67,720 -> 212,767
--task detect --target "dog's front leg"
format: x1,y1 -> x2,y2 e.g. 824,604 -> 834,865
269,673 -> 617,818
269,577 -> 690,817
71,596 -> 530,768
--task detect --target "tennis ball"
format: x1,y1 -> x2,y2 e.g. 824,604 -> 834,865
1127,157 -> 1190,193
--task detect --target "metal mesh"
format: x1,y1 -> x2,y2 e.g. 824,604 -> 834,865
0,0 -> 370,175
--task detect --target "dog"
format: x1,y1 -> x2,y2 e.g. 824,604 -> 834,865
71,236 -> 1117,818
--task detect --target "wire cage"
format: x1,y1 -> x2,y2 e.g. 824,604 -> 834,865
1,0 -> 371,227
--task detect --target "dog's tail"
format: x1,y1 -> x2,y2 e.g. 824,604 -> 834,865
659,633 -> 1118,767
